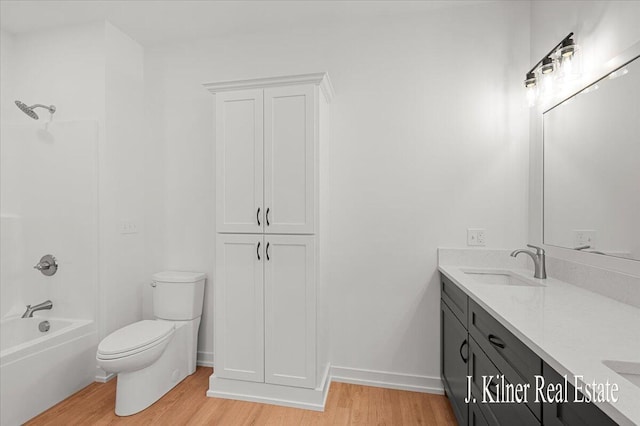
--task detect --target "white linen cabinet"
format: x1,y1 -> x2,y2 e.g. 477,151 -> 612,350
205,73 -> 334,411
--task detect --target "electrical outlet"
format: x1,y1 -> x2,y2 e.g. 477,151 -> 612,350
477,229 -> 486,245
467,228 -> 486,246
120,220 -> 139,235
573,229 -> 596,248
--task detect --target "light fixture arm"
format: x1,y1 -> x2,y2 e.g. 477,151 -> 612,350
527,32 -> 574,76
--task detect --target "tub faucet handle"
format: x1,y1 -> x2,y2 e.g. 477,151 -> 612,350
34,261 -> 51,270
33,254 -> 58,276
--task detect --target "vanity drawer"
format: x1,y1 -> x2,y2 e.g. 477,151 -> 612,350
441,273 -> 467,326
469,299 -> 542,419
469,337 -> 539,426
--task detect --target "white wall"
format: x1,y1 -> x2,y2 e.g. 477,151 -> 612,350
99,21 -> 149,340
145,1 -> 531,380
0,29 -> 15,123
528,1 -> 640,277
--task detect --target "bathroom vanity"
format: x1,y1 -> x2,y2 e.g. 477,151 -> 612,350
439,252 -> 640,426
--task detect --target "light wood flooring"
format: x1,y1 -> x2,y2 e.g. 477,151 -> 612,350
26,367 -> 456,425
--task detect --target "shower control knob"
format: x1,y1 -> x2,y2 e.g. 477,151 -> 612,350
33,254 -> 58,276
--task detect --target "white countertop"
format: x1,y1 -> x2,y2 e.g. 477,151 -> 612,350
438,264 -> 640,426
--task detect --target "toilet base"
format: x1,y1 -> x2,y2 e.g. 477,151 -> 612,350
114,318 -> 200,416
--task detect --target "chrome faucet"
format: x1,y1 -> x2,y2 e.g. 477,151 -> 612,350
510,244 -> 547,279
21,300 -> 53,318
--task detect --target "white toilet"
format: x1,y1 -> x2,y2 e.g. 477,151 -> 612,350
96,271 -> 206,416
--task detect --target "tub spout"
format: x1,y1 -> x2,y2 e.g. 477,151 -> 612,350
21,300 -> 53,318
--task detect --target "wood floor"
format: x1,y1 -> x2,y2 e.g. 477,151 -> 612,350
26,367 -> 456,425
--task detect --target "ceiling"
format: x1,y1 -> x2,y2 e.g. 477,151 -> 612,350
0,0 -> 488,46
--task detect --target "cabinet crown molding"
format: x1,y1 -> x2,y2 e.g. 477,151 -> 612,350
204,72 -> 334,102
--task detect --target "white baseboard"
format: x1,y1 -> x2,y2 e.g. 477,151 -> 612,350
95,372 -> 115,383
207,363 -> 331,411
197,351 -> 214,367
331,365 -> 443,394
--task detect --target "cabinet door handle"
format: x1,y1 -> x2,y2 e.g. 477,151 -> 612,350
488,378 -> 499,396
257,241 -> 261,260
459,339 -> 468,363
266,242 -> 270,261
488,334 -> 506,349
257,207 -> 261,226
266,208 -> 270,226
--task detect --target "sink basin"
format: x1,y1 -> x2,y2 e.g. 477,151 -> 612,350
603,360 -> 640,388
462,270 -> 544,287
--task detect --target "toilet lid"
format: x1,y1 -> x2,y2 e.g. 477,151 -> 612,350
98,320 -> 175,356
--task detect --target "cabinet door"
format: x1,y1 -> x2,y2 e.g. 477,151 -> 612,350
216,89 -> 264,233
264,85 -> 315,234
264,235 -> 316,388
441,301 -> 469,426
215,234 -> 264,382
542,363 -> 616,426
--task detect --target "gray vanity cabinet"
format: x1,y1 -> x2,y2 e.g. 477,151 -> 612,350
440,273 -> 616,426
441,275 -> 469,426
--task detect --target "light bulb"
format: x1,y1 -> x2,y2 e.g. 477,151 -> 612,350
540,57 -> 555,74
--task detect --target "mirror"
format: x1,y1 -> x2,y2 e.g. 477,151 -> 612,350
543,55 -> 640,261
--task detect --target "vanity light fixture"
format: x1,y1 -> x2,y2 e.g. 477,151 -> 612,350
540,57 -> 555,74
524,72 -> 536,88
524,32 -> 579,106
558,37 -> 576,58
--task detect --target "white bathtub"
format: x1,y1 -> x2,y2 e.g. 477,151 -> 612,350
0,315 -> 97,425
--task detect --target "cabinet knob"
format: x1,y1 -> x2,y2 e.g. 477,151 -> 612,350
257,241 -> 261,260
257,207 -> 261,226
266,242 -> 270,261
266,208 -> 270,226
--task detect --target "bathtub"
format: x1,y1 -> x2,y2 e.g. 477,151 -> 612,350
0,316 -> 97,425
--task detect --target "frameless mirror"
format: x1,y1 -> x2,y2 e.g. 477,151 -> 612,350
543,55 -> 640,261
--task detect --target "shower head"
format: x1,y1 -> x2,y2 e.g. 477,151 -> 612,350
15,100 -> 56,120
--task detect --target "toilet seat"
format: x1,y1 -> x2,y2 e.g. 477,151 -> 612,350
97,320 -> 175,360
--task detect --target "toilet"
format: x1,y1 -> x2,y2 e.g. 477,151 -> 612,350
96,271 -> 206,416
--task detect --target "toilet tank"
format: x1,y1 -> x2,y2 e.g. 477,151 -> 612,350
152,271 -> 206,320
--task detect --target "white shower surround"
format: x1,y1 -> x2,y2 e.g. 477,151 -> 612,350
0,121 -> 99,424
